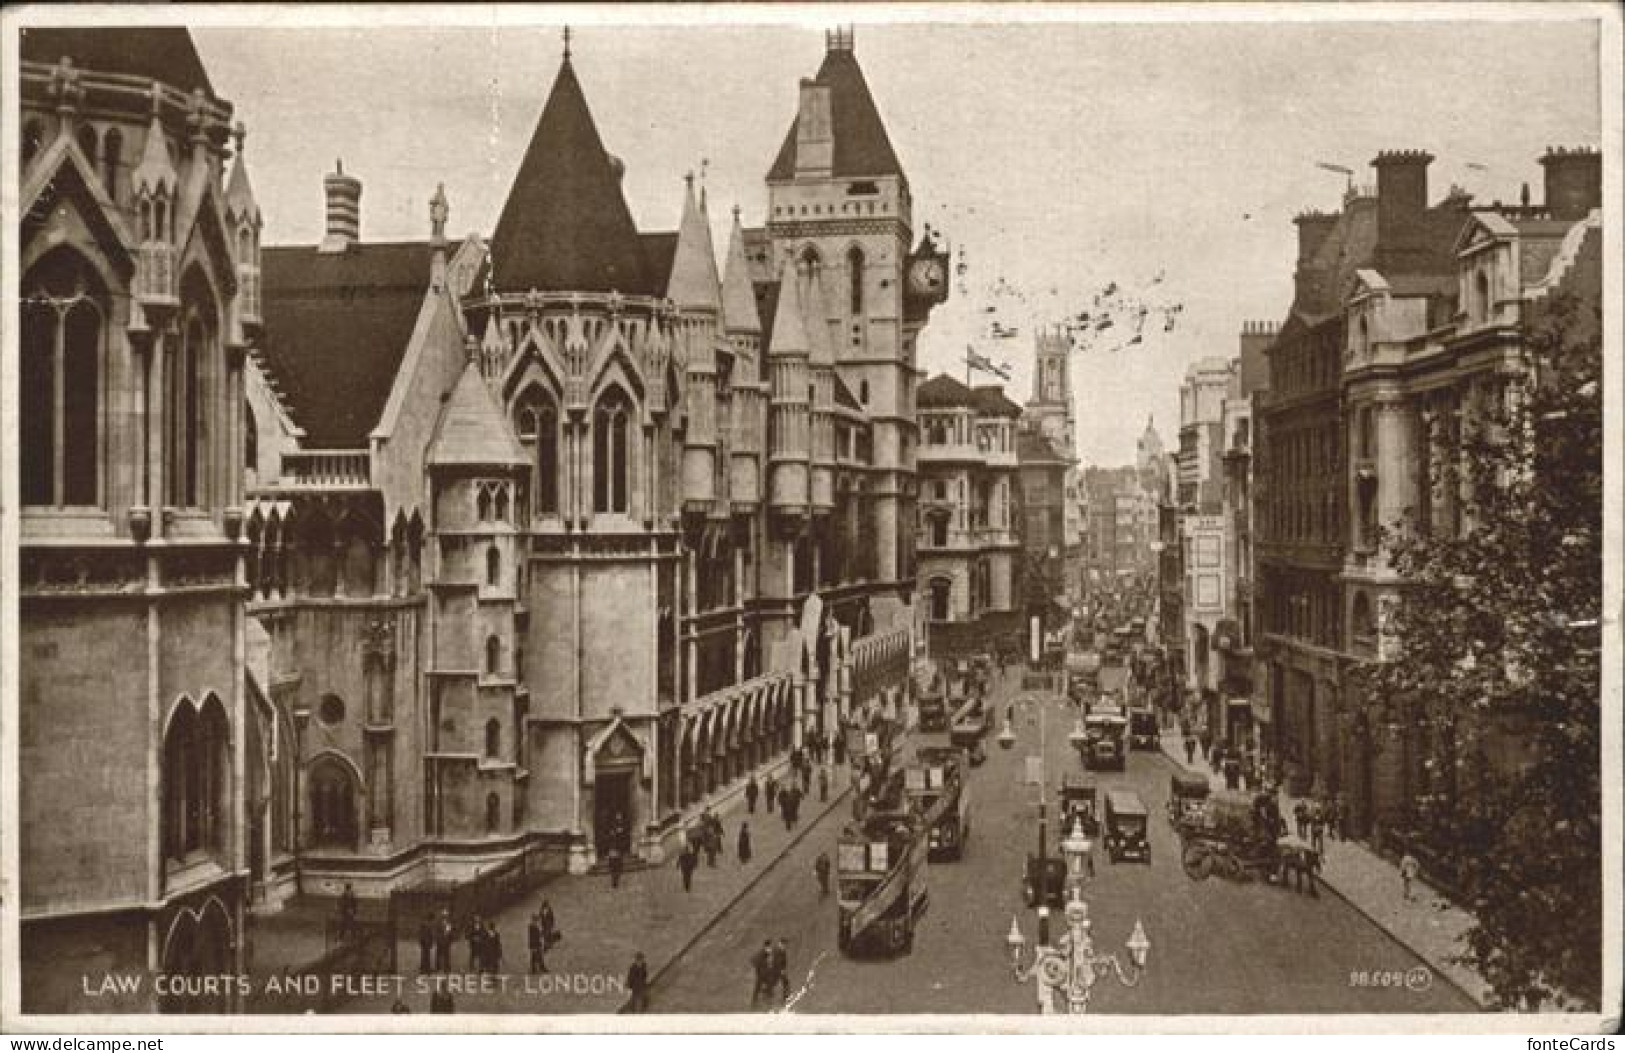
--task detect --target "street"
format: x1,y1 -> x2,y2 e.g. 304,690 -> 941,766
651,667 -> 1482,1014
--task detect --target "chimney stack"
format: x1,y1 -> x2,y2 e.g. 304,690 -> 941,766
1372,149 -> 1433,272
319,159 -> 361,254
1539,146 -> 1600,221
1291,210 -> 1337,311
795,78 -> 833,179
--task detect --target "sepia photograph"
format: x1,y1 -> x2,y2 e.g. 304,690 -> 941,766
2,2 -> 1619,1034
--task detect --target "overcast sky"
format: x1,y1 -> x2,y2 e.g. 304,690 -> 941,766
189,8 -> 1601,466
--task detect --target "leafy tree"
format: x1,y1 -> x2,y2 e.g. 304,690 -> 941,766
1350,291 -> 1602,1009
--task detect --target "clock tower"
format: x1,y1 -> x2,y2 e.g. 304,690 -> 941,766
765,27 -> 949,601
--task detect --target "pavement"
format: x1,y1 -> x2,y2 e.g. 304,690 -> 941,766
651,667 -> 1482,1014
246,751 -> 856,1014
1158,729 -> 1495,1008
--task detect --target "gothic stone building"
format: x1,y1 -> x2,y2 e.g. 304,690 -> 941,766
17,29 -> 262,1012
239,29 -> 948,903
14,26 -> 948,1011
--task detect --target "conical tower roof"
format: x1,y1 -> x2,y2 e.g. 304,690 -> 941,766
665,177 -> 721,311
489,54 -> 651,295
767,43 -> 904,183
767,263 -> 810,358
427,359 -> 527,467
720,209 -> 761,333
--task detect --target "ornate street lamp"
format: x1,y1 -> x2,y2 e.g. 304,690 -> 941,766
1006,887 -> 1150,1014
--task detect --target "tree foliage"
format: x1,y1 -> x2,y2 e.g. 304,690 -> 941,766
1349,292 -> 1603,1010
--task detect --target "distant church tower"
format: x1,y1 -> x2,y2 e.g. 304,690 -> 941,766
1026,327 -> 1076,457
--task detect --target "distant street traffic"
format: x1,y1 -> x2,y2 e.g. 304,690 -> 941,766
653,664 -> 1481,1014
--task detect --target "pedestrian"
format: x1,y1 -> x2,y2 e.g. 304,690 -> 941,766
1198,728 -> 1212,761
1400,850 -> 1420,902
1292,800 -> 1308,839
1223,753 -> 1241,791
528,911 -> 549,975
1331,794 -> 1346,841
800,763 -> 812,796
539,899 -> 559,949
1183,735 -> 1196,765
607,842 -> 626,889
780,787 -> 794,831
678,843 -> 698,892
814,851 -> 831,896
745,774 -> 759,813
466,914 -> 485,972
485,920 -> 503,974
750,940 -> 774,1008
1309,803 -> 1327,855
417,912 -> 434,973
704,825 -> 720,867
434,910 -> 454,972
818,765 -> 830,803
765,775 -> 778,814
771,938 -> 790,1004
737,822 -> 753,865
625,951 -> 651,1013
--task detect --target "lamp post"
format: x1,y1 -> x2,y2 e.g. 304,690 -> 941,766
1006,866 -> 1150,1013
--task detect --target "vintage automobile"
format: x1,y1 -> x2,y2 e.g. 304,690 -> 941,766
950,722 -> 988,766
1022,853 -> 1069,909
1103,789 -> 1151,864
1079,709 -> 1129,771
917,691 -> 950,734
1167,771 -> 1212,832
1128,707 -> 1159,750
1058,775 -> 1100,836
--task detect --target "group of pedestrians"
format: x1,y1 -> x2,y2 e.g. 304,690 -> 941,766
413,900 -> 560,977
1292,796 -> 1344,855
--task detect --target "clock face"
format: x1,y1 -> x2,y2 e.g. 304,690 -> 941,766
909,258 -> 946,298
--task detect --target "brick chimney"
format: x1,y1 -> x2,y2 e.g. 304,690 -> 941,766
319,159 -> 361,254
1540,146 -> 1600,221
1372,149 -> 1433,272
795,78 -> 833,179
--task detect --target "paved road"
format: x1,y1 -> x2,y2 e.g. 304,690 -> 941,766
652,670 -> 1482,1015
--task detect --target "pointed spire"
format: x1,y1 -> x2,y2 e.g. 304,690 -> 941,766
132,85 -> 178,200
489,54 -> 650,294
767,262 -> 810,359
666,172 -> 722,311
224,121 -> 260,226
720,206 -> 761,334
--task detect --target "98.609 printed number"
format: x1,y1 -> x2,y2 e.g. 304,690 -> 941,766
1349,967 -> 1433,991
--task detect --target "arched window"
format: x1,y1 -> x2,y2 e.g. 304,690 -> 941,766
76,124 -> 98,168
244,400 -> 258,473
170,275 -> 215,508
592,386 -> 633,514
101,128 -> 123,199
485,719 -> 501,759
308,755 -> 359,850
21,250 -> 105,507
486,635 -> 502,677
800,244 -> 822,277
486,543 -> 501,587
514,389 -> 559,516
162,698 -> 230,862
22,119 -> 44,170
848,245 -> 865,314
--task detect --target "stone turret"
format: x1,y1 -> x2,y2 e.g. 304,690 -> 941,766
767,264 -> 811,520
673,175 -> 723,512
319,159 -> 361,254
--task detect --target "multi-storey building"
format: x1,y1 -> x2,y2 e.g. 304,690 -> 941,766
1169,357 -> 1236,714
915,375 -> 1023,654
17,28 -> 261,1011
1081,465 -> 1156,585
1016,428 -> 1073,653
1335,148 -> 1601,842
16,27 -> 950,1011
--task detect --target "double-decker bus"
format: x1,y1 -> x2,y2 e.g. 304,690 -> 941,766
905,746 -> 972,860
836,811 -> 930,956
